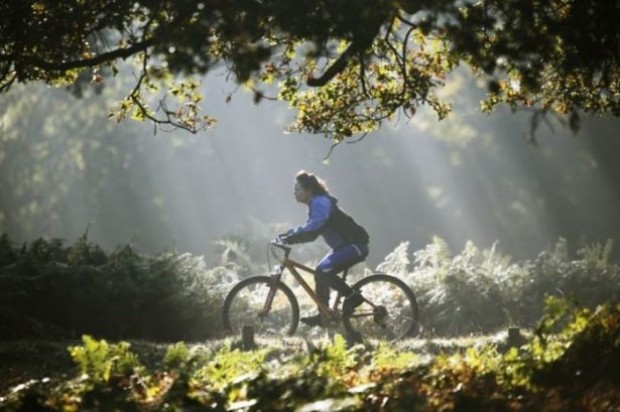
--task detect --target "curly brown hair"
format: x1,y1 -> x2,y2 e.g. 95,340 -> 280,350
295,170 -> 329,195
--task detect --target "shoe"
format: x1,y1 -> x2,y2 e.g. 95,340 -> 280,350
300,313 -> 323,327
342,292 -> 364,316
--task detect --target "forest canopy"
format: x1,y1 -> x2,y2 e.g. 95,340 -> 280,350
1,0 -> 619,139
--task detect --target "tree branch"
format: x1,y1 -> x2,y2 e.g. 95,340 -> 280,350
0,71 -> 16,94
306,42 -> 361,87
14,39 -> 154,72
307,10 -> 391,87
127,52 -> 207,134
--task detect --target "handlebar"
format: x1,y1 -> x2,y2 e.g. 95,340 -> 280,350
269,238 -> 292,261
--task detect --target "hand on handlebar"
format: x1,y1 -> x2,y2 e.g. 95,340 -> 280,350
275,230 -> 296,245
270,236 -> 293,260
274,234 -> 291,245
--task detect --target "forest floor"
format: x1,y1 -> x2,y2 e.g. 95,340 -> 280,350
0,330 -> 517,395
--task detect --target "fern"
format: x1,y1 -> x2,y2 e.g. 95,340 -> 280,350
376,241 -> 411,275
69,335 -> 140,383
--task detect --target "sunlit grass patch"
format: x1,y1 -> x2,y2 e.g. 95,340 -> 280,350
1,302 -> 618,412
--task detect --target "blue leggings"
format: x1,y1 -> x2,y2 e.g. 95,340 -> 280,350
314,244 -> 369,306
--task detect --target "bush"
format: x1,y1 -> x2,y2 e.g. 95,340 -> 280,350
380,237 -> 620,335
0,234 -> 238,341
1,232 -> 618,341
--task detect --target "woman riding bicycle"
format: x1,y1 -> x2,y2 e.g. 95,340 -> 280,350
279,170 -> 370,327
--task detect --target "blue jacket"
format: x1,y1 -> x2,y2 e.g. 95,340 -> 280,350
286,194 -> 369,248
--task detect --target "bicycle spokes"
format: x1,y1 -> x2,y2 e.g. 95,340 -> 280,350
223,276 -> 300,337
342,273 -> 419,342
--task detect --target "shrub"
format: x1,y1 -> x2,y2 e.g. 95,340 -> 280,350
0,234 -> 238,341
380,237 -> 620,335
1,232 -> 618,341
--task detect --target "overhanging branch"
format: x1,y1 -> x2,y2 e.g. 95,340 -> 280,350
3,39 -> 154,73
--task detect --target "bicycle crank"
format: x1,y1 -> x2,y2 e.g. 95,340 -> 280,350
373,305 -> 389,325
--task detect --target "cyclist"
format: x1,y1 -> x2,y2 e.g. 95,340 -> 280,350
279,170 -> 370,327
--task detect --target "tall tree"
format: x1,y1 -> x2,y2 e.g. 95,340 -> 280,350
1,0 -> 618,139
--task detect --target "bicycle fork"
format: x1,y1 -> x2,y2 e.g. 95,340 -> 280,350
259,266 -> 284,320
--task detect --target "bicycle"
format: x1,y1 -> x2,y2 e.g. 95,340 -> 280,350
222,239 -> 420,342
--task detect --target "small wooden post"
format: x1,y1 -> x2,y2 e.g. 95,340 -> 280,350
507,327 -> 522,348
242,325 -> 256,350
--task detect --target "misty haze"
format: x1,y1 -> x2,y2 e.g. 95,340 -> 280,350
2,71 -> 619,266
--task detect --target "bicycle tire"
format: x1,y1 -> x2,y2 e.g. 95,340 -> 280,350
342,273 -> 419,342
222,276 -> 300,337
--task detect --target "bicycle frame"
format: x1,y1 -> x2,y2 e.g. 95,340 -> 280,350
263,242 -> 373,323
282,259 -> 337,318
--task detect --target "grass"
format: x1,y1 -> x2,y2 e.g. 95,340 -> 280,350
0,303 -> 616,412
0,329 -> 525,396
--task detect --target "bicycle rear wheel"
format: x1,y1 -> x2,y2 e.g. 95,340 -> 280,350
222,276 -> 300,337
342,273 -> 419,342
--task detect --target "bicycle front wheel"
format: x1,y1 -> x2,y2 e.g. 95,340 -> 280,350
342,273 -> 419,342
222,276 -> 300,337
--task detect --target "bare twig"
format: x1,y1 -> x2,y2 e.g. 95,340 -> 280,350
359,54 -> 370,98
323,140 -> 342,160
0,72 -> 16,94
396,13 -> 417,28
322,130 -> 370,160
250,86 -> 278,101
347,131 -> 370,144
127,52 -> 202,134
